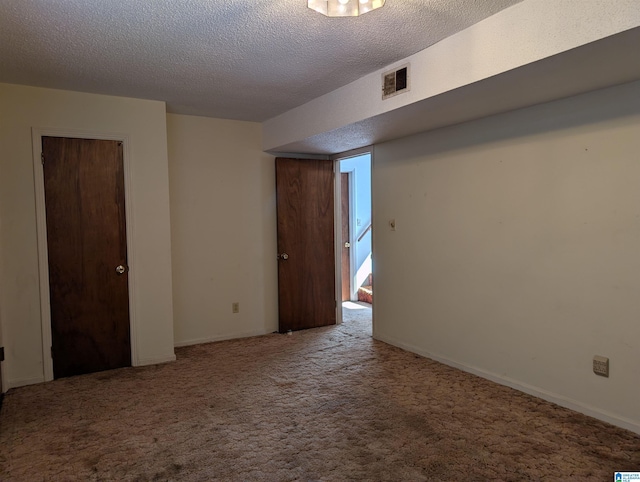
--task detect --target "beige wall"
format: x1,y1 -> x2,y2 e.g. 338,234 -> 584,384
167,114 -> 278,345
373,81 -> 640,433
0,83 -> 176,388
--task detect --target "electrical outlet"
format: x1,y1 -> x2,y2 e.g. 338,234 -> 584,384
232,302 -> 240,314
593,355 -> 609,377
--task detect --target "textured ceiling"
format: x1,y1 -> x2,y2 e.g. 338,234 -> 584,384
0,0 -> 522,122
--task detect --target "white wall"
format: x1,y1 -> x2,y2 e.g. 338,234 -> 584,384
0,83 -> 176,389
373,80 -> 640,433
167,114 -> 278,346
0,215 -> 4,389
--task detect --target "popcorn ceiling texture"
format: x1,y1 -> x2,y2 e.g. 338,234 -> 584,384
1,305 -> 639,480
0,0 -> 521,122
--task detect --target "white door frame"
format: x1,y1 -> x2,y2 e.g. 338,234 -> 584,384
31,128 -> 138,381
332,146 -> 373,324
333,159 -> 343,325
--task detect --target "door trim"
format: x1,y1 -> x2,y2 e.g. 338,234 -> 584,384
333,160 -> 342,325
31,128 -> 138,382
333,149 -> 374,330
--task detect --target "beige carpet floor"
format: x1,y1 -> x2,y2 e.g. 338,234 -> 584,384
1,304 -> 639,481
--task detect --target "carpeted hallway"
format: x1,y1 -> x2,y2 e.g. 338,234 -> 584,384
1,305 -> 639,481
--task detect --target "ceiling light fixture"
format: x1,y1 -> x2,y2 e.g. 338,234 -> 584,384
308,0 -> 385,17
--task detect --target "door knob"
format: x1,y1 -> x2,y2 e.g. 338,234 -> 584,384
344,242 -> 351,248
115,265 -> 126,274
277,253 -> 289,260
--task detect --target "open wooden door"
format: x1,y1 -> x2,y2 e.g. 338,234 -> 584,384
276,158 -> 336,332
341,173 -> 351,301
43,136 -> 131,378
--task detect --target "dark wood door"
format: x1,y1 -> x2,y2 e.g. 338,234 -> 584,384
341,173 -> 351,301
276,158 -> 336,332
42,136 -> 131,379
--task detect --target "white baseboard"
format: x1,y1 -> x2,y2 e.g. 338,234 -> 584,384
135,354 -> 176,366
3,357 -> 177,390
174,329 -> 273,348
374,332 -> 640,435
6,376 -> 45,390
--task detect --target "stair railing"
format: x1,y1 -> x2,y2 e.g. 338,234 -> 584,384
357,223 -> 372,242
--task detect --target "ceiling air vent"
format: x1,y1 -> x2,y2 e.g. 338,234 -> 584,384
382,64 -> 410,100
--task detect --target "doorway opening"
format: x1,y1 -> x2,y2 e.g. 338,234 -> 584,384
337,153 -> 372,331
